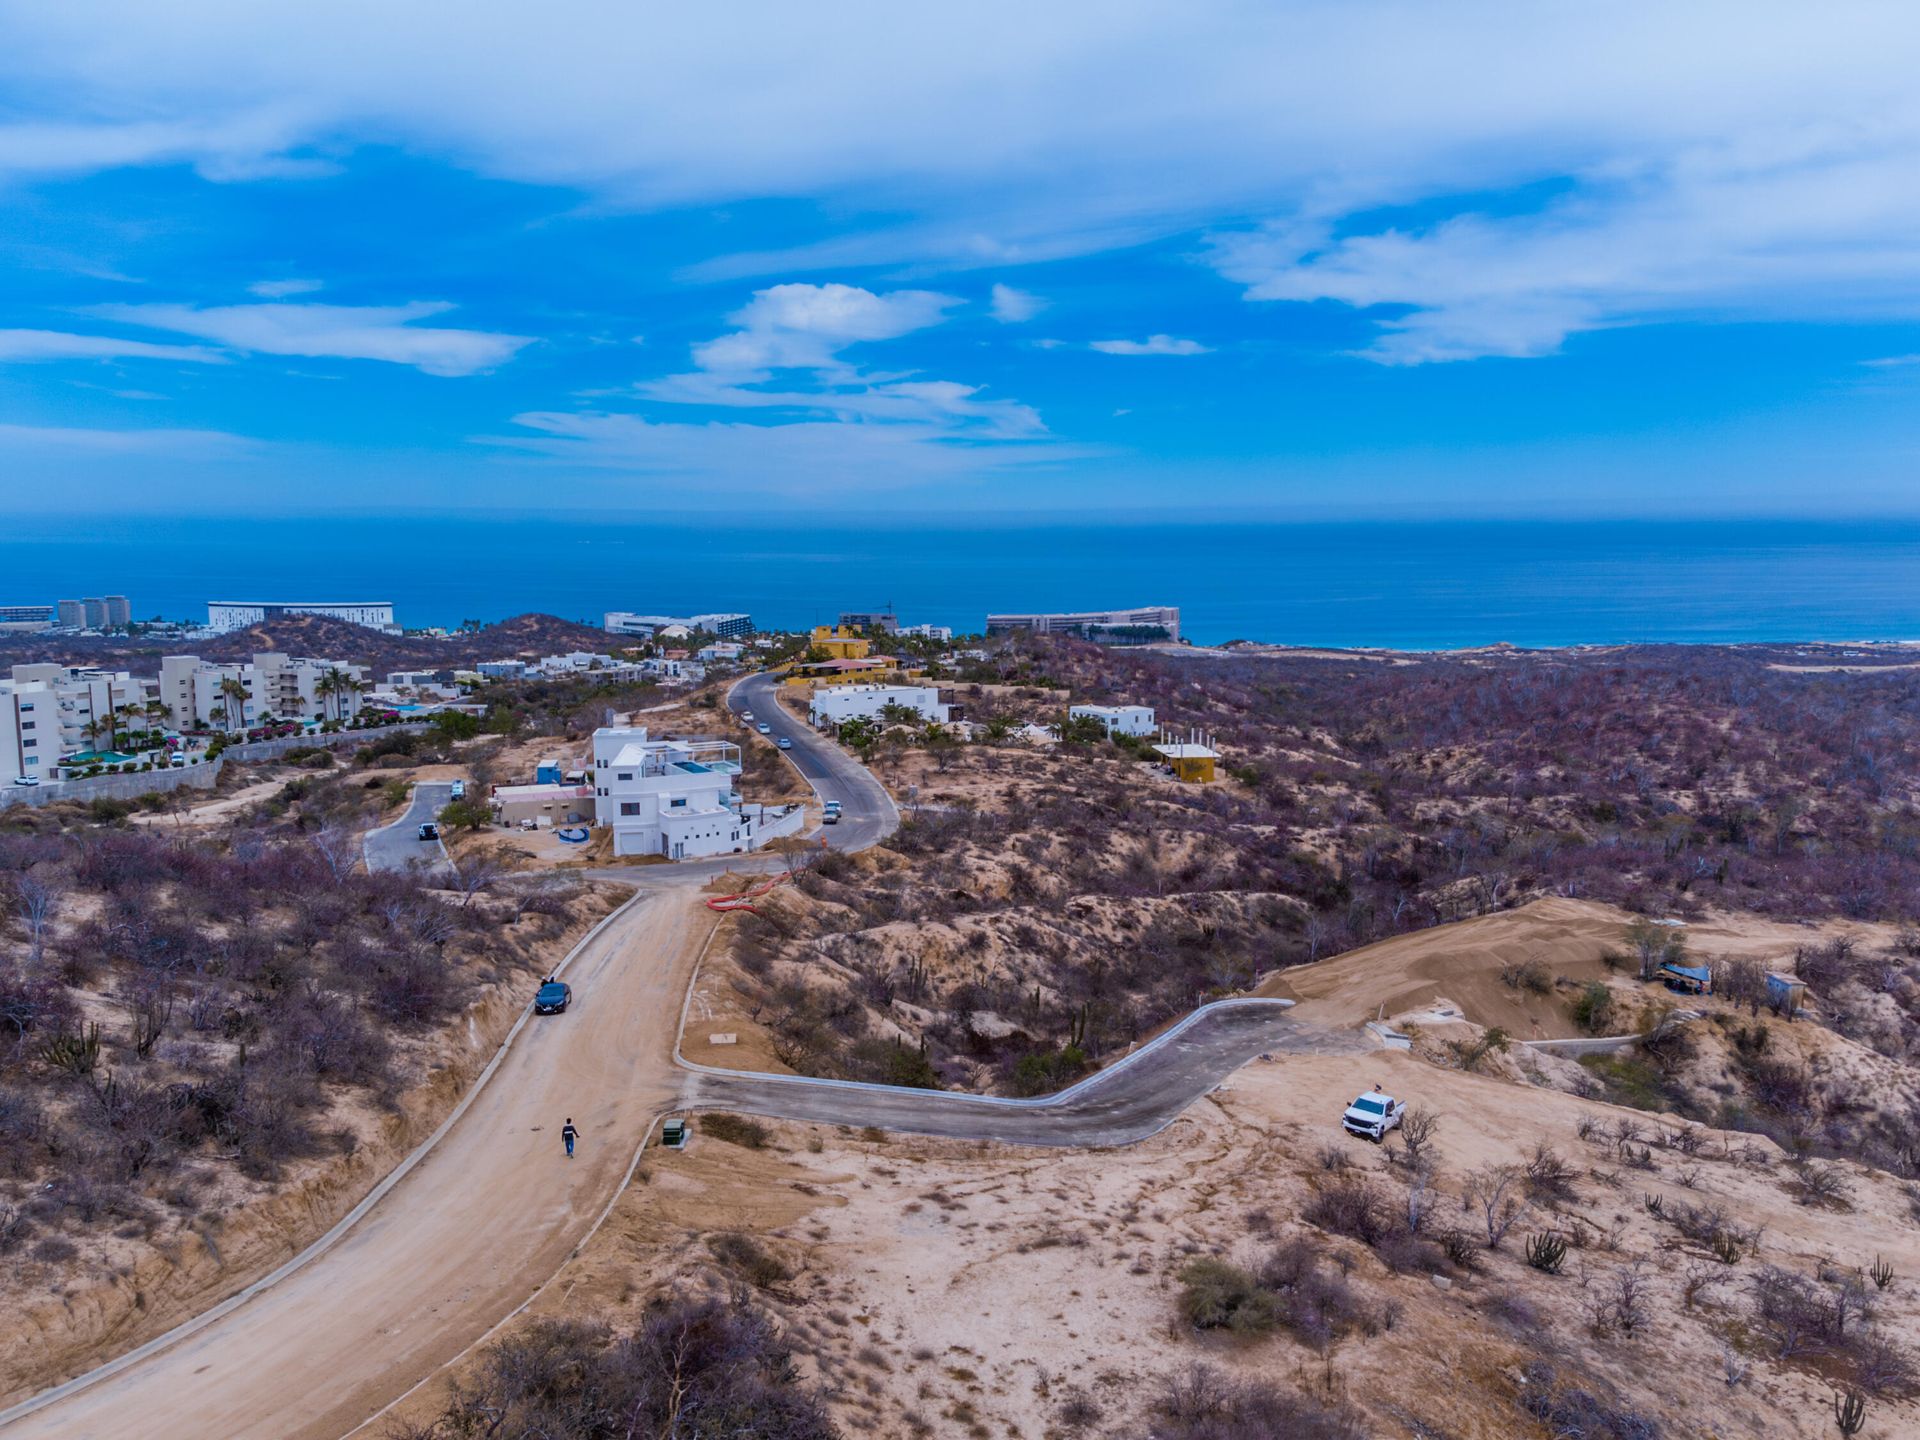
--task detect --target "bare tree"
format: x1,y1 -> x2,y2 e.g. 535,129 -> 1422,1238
11,874 -> 62,964
1464,1164 -> 1530,1249
309,827 -> 361,885
1394,1106 -> 1440,1168
453,856 -> 504,908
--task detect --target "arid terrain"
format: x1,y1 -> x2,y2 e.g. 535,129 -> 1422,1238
10,637 -> 1920,1438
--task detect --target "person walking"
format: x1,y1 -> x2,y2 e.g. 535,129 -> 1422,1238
561,1117 -> 579,1159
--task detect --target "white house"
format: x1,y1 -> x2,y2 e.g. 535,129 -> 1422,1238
591,725 -> 802,859
900,623 -> 954,642
808,684 -> 950,728
1069,704 -> 1157,737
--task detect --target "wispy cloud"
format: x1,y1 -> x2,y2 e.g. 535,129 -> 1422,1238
248,278 -> 323,298
1089,334 -> 1210,356
89,301 -> 532,376
989,284 -> 1044,323
0,422 -> 252,456
0,329 -> 223,364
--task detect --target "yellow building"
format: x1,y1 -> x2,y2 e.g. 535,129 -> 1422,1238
1153,741 -> 1219,783
809,625 -> 873,660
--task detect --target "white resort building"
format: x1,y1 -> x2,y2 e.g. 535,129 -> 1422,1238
206,601 -> 397,633
591,725 -> 802,859
808,684 -> 950,727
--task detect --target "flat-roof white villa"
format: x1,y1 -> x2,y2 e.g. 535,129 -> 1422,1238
591,725 -> 803,859
1069,703 -> 1157,737
808,684 -> 950,727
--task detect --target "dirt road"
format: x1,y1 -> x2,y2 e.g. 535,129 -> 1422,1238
0,889 -> 702,1440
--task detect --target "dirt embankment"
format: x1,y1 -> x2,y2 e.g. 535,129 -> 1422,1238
0,895 -> 619,1405
394,1037 -> 1920,1440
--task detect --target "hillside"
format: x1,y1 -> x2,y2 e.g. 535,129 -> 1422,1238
0,612 -> 614,675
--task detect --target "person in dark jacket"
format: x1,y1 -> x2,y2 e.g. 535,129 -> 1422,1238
562,1117 -> 579,1158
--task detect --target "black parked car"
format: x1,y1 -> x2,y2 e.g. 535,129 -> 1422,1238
534,979 -> 572,1015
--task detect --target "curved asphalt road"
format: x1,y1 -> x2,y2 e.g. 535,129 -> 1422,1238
362,781 -> 455,879
727,671 -> 898,853
685,999 -> 1368,1147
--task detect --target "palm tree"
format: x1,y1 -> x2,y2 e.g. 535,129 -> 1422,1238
218,677 -> 250,734
315,668 -> 341,722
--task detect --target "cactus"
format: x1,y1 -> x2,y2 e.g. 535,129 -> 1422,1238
41,1022 -> 101,1075
1869,1255 -> 1894,1291
1711,1230 -> 1744,1266
1834,1387 -> 1866,1437
1525,1232 -> 1568,1275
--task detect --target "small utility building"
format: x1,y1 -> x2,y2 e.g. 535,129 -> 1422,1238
1153,741 -> 1219,783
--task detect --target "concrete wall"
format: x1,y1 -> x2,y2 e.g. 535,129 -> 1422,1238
218,721 -> 434,765
0,720 -> 437,809
0,758 -> 224,809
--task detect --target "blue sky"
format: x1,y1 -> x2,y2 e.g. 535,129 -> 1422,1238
5,1 -> 1920,519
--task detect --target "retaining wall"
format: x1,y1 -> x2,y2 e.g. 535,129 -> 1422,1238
0,721 -> 438,811
0,759 -> 225,810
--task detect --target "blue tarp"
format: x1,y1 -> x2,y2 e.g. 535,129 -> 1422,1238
1663,964 -> 1711,984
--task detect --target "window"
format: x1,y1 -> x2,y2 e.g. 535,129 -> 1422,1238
23,739 -> 35,748
669,797 -> 686,808
619,802 -> 640,816
617,772 -> 633,781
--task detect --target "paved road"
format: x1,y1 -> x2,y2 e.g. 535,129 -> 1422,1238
685,1000 -> 1367,1147
727,671 -> 898,853
362,782 -> 455,878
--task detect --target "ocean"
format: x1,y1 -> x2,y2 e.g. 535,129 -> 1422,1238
3,514 -> 1919,650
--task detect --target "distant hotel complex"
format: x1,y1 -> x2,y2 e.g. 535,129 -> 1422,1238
604,611 -> 754,639
986,605 -> 1180,645
206,601 -> 397,633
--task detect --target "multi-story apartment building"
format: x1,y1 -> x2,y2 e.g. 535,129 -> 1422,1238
900,623 -> 954,642
0,665 -> 159,778
0,681 -> 59,782
591,726 -> 770,859
206,601 -> 397,633
985,605 -> 1180,645
55,600 -> 84,628
80,598 -> 108,629
158,652 -> 369,731
103,595 -> 131,627
838,610 -> 899,634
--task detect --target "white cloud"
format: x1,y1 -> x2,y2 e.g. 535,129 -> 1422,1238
89,301 -> 531,375
1089,334 -> 1210,356
497,409 -> 1084,493
0,328 -> 223,363
0,422 -> 251,456
688,283 -> 957,377
13,4 -> 1920,363
989,284 -> 1044,323
248,278 -> 323,298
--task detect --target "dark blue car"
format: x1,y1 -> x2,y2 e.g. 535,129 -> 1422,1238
534,979 -> 571,1015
